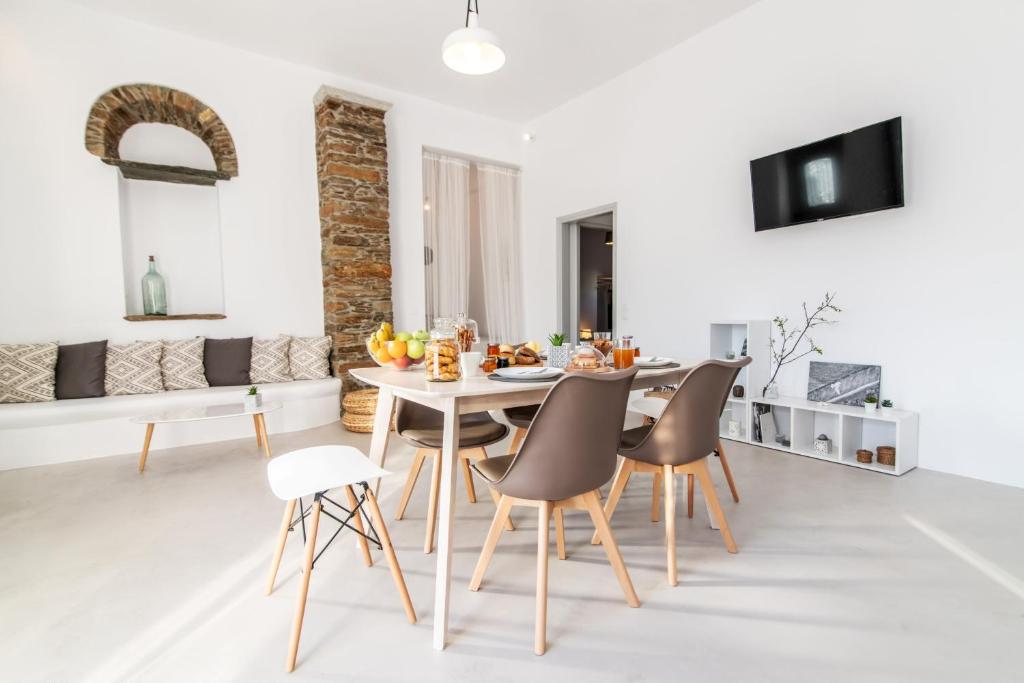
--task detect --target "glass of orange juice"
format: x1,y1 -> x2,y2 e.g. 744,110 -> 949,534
613,336 -> 634,369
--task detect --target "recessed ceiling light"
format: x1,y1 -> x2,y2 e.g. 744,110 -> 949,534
442,1 -> 505,76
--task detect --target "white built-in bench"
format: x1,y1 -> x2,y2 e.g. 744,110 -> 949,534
0,378 -> 341,471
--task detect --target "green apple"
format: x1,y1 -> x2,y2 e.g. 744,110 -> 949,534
413,329 -> 430,341
406,339 -> 426,359
395,331 -> 413,342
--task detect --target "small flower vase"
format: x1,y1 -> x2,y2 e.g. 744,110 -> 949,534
244,393 -> 262,411
548,343 -> 573,369
762,383 -> 779,399
864,401 -> 877,413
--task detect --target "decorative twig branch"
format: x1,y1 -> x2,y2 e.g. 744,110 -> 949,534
765,292 -> 841,395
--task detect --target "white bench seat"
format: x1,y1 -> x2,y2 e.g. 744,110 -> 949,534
0,378 -> 342,470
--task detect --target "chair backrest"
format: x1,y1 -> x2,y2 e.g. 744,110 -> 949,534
624,357 -> 750,466
394,399 -> 494,436
491,367 -> 638,501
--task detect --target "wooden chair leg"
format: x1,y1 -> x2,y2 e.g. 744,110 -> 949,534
363,487 -> 417,623
424,448 -> 443,554
717,440 -> 740,503
591,457 -> 633,544
694,458 -> 738,553
664,465 -> 678,586
137,423 -> 154,473
488,487 -> 516,531
253,415 -> 263,447
535,501 -> 552,656
460,455 -> 477,503
469,494 -> 514,591
265,498 -> 296,595
395,449 -> 427,521
507,426 -> 527,455
582,490 -> 640,607
286,497 -> 321,673
345,486 -> 373,567
554,508 -> 567,560
651,470 -> 661,522
687,473 -> 695,519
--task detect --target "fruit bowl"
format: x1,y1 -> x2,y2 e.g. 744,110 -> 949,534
366,325 -> 429,371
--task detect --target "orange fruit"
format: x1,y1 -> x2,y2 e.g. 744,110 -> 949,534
387,340 -> 407,358
375,348 -> 392,364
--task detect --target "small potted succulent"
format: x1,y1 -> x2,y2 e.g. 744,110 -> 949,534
547,332 -> 572,368
881,399 -> 894,415
863,394 -> 878,412
244,385 -> 262,412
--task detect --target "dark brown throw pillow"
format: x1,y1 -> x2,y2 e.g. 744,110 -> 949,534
204,337 -> 253,386
55,340 -> 108,400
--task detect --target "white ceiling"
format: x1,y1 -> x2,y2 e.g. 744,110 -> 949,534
75,0 -> 760,123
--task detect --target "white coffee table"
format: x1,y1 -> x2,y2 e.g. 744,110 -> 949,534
130,401 -> 282,472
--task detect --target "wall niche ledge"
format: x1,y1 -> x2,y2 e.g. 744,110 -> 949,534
123,313 -> 227,322
103,158 -> 229,186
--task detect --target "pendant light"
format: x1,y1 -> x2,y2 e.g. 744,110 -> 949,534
442,0 -> 505,75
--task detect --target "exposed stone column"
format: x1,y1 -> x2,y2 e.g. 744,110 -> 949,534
313,87 -> 393,394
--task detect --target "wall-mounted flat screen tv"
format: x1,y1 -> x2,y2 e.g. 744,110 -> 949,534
750,117 -> 904,232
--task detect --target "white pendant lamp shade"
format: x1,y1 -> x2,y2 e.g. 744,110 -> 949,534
442,8 -> 505,75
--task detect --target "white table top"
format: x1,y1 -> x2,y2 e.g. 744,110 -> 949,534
130,400 -> 282,424
350,362 -> 699,412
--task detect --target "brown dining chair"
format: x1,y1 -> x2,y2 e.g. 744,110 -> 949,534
502,404 -> 539,454
469,367 -> 641,655
392,399 -> 513,553
593,358 -> 749,586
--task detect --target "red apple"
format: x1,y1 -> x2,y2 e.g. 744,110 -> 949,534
391,355 -> 412,369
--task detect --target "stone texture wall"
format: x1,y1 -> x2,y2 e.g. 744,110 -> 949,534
314,91 -> 392,393
84,84 -> 238,176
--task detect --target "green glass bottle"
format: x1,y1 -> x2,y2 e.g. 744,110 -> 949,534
141,255 -> 167,315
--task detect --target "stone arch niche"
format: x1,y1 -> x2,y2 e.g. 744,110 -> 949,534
84,84 -> 237,185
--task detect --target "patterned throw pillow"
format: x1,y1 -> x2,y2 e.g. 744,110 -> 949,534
161,337 -> 209,391
0,343 -> 58,403
105,341 -> 164,396
250,336 -> 293,384
289,335 -> 331,380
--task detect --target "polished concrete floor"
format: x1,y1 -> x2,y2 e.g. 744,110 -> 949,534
1,420 -> 1022,682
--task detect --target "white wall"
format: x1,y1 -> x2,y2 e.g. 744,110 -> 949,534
0,0 -> 524,345
522,0 -> 1024,487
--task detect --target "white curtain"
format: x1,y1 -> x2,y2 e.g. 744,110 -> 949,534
476,163 -> 524,342
422,152 -> 470,326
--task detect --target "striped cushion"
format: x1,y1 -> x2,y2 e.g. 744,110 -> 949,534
105,341 -> 164,396
289,336 -> 331,380
161,337 -> 209,391
250,336 -> 292,384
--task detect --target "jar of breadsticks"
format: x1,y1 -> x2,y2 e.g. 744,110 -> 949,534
425,317 -> 462,382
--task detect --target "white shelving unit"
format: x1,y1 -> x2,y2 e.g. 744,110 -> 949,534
709,320 -> 769,444
744,395 -> 918,475
711,321 -> 919,476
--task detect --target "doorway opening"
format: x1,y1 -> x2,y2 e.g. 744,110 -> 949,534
557,205 -> 616,345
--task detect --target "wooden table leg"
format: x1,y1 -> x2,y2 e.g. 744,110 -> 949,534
253,415 -> 263,447
368,388 -> 395,496
432,396 -> 460,651
256,413 -> 272,459
137,423 -> 154,473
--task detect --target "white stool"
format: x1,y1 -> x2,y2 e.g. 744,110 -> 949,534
264,445 -> 416,673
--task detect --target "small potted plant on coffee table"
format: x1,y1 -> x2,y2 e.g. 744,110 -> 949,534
863,394 -> 878,412
244,385 -> 262,412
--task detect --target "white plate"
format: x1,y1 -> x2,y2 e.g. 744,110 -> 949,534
635,356 -> 674,368
493,366 -> 563,379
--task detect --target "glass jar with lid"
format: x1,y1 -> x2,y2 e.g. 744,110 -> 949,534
568,340 -> 608,372
425,317 -> 462,382
455,313 -> 478,353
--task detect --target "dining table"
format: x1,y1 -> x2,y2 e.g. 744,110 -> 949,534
349,360 -> 702,650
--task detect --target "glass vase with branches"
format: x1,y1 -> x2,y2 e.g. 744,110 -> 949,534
765,292 -> 841,397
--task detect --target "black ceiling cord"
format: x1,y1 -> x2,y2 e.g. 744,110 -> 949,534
465,0 -> 480,27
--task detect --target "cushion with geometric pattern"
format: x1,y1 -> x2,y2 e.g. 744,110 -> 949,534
250,335 -> 292,384
105,341 -> 164,396
289,335 -> 331,380
0,343 -> 58,403
161,337 -> 209,391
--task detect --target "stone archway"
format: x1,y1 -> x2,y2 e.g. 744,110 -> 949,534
84,84 -> 238,178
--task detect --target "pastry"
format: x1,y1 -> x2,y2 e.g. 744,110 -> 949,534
515,346 -> 540,365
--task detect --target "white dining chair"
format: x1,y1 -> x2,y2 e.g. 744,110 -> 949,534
264,445 -> 416,673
